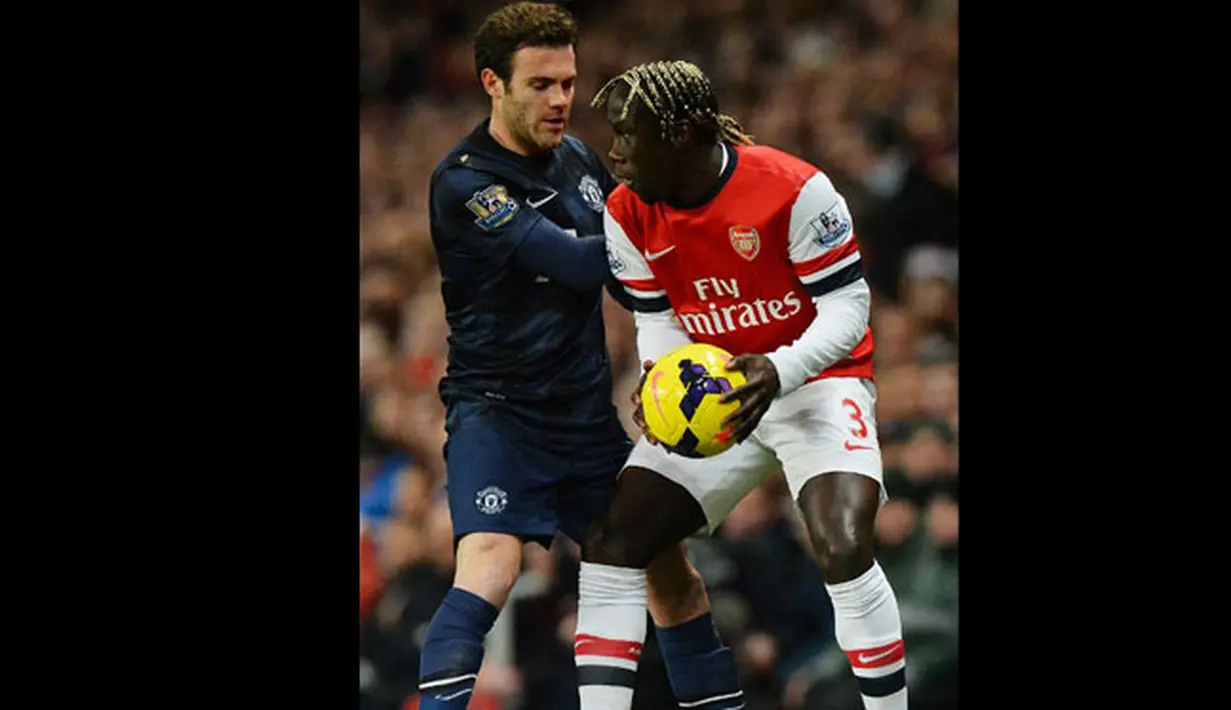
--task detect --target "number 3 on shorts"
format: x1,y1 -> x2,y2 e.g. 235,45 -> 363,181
841,398 -> 869,439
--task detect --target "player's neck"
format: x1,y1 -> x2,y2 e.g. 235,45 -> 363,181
487,111 -> 549,159
668,143 -> 726,208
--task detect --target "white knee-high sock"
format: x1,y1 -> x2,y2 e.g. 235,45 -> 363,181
575,562 -> 648,710
825,561 -> 909,709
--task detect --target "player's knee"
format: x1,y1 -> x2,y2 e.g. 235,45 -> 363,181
808,524 -> 876,583
646,545 -> 708,626
452,532 -> 523,607
810,527 -> 868,566
581,518 -> 656,569
799,473 -> 880,583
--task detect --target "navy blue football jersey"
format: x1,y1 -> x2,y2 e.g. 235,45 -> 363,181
430,120 -> 621,433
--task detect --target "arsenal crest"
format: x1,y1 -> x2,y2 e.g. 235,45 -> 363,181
729,225 -> 760,261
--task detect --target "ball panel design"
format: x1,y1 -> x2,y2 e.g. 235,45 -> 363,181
640,343 -> 747,458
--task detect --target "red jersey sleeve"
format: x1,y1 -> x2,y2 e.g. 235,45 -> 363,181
604,196 -> 672,314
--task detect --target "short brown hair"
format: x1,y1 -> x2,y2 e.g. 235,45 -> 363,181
473,2 -> 578,84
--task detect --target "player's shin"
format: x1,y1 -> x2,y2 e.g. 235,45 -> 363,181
654,613 -> 745,710
417,587 -> 501,709
826,562 -> 909,710
647,547 -> 745,710
575,562 -> 649,710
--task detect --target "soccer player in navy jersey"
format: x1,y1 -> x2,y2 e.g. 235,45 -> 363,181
417,5 -> 744,709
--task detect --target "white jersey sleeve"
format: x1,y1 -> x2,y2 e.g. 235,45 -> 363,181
634,311 -> 694,365
766,281 -> 871,395
765,172 -> 871,395
787,171 -> 865,297
604,209 -> 672,314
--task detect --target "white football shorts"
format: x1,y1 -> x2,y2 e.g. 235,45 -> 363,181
624,376 -> 885,536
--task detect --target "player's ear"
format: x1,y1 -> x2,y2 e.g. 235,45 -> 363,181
669,120 -> 689,148
480,68 -> 505,100
667,120 -> 693,149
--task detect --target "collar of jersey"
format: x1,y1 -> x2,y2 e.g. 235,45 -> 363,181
663,143 -> 738,211
471,119 -> 556,170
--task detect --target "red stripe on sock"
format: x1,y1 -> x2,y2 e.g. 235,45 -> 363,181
574,634 -> 643,662
844,639 -> 904,669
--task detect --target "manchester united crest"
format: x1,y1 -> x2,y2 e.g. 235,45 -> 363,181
729,225 -> 760,261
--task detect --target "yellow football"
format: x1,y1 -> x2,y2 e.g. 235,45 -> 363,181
640,342 -> 747,458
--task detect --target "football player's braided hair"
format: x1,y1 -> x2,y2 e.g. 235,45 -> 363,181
591,60 -> 755,146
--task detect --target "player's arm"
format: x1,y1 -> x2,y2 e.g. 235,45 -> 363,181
603,208 -> 692,364
765,171 -> 872,396
605,205 -> 691,446
433,167 -> 609,292
511,227 -> 610,292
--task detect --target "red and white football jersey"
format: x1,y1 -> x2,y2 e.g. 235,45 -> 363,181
605,144 -> 874,382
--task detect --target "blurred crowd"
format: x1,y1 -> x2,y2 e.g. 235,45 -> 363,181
359,1 -> 957,709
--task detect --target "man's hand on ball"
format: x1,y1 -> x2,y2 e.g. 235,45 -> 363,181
719,354 -> 781,443
630,359 -> 659,445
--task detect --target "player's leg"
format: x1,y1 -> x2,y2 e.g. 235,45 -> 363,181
568,464 -> 703,710
799,473 -> 906,709
645,542 -> 708,628
573,439 -> 775,710
645,542 -> 748,710
764,378 -> 908,710
417,401 -> 562,709
418,532 -> 520,710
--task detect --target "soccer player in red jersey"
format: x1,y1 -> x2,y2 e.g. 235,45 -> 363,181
574,60 -> 909,710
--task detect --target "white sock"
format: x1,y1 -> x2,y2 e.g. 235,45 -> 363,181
575,562 -> 648,710
825,562 -> 909,710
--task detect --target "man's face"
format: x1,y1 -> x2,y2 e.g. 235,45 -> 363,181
604,82 -> 675,203
497,45 -> 576,153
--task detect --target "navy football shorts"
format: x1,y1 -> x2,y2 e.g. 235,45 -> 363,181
442,399 -> 633,548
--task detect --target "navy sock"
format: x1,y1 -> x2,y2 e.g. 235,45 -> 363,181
655,612 -> 745,710
417,587 -> 501,709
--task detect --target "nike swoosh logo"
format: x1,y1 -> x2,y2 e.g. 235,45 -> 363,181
844,441 -> 873,451
574,639 -> 644,657
528,191 -> 557,208
857,644 -> 902,664
645,245 -> 676,261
